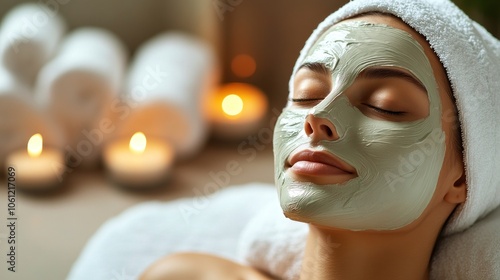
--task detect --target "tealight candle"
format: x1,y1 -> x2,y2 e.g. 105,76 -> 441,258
209,82 -> 268,139
103,132 -> 174,188
5,133 -> 65,190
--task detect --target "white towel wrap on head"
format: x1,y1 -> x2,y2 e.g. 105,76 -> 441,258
288,0 -> 500,236
35,27 -> 127,167
0,3 -> 66,86
121,32 -> 218,159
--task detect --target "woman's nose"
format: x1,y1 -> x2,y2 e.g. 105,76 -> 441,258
304,114 -> 339,143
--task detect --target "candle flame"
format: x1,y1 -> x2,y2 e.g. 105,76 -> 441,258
130,132 -> 147,154
222,94 -> 244,116
27,133 -> 43,157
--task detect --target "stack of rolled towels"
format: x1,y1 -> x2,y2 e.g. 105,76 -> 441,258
0,2 -> 219,189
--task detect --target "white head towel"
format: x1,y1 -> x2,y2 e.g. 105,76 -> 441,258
288,0 -> 500,236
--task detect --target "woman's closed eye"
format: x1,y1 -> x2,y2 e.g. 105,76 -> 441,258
289,97 -> 325,107
291,64 -> 332,108
362,103 -> 406,116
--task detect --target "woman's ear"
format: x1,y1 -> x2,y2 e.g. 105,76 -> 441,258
444,171 -> 466,204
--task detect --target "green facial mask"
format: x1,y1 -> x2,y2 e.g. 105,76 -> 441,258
273,22 -> 446,230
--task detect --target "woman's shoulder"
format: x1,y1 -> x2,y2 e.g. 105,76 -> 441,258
140,252 -> 276,280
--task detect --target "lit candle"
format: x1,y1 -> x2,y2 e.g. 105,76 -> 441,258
209,83 -> 268,139
103,132 -> 174,188
5,133 -> 65,190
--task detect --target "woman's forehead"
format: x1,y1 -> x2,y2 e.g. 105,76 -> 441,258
309,18 -> 423,60
303,21 -> 435,91
340,14 -> 425,45
337,15 -> 450,85
338,14 -> 454,105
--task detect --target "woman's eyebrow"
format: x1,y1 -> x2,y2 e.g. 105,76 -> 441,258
359,67 -> 427,92
298,62 -> 331,75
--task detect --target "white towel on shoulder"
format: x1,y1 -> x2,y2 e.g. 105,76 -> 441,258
237,198 -> 500,280
68,184 -> 500,279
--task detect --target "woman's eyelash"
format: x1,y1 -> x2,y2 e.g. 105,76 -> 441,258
289,99 -> 405,116
363,103 -> 405,116
289,98 -> 324,103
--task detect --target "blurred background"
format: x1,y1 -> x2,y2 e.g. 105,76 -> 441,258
0,0 -> 352,111
0,0 -> 498,279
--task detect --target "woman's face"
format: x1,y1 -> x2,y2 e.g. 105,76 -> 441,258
273,15 -> 464,231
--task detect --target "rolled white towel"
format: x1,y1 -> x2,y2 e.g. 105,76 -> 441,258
119,32 -> 219,159
35,27 -> 127,168
0,3 -> 66,86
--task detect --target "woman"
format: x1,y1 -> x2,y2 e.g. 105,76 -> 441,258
141,0 -> 500,279
66,0 -> 499,279
272,13 -> 465,280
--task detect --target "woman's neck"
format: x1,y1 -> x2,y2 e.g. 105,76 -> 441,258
299,224 -> 440,280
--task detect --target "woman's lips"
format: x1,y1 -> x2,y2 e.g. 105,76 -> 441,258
287,150 -> 357,177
